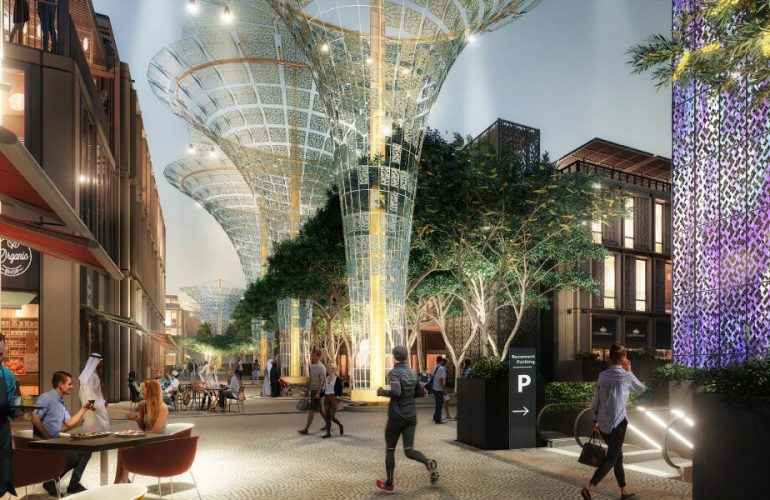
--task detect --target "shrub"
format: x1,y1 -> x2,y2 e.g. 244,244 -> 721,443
627,347 -> 661,361
650,363 -> 698,383
695,357 -> 770,401
545,382 -> 595,405
469,356 -> 508,380
574,351 -> 600,361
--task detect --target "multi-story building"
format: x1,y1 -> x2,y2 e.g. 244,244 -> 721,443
554,138 -> 673,374
164,295 -> 199,370
0,1 -> 166,403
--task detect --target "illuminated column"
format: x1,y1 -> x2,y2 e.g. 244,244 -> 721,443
268,0 -> 539,401
672,0 -> 770,368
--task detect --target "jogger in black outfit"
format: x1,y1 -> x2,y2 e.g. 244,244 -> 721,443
375,345 -> 439,494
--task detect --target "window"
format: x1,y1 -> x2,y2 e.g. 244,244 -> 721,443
591,218 -> 602,243
624,197 -> 634,248
635,259 -> 647,311
604,254 -> 616,309
0,66 -> 26,143
664,262 -> 672,313
655,202 -> 665,253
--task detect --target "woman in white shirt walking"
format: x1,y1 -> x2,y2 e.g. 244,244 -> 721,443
321,364 -> 343,438
581,343 -> 646,500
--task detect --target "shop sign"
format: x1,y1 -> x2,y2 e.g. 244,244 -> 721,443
625,320 -> 648,347
0,240 -> 33,277
592,319 -> 616,347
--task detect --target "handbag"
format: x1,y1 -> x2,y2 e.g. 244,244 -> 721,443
296,398 -> 309,412
578,431 -> 606,467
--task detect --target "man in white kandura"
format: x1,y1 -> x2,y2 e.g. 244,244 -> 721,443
78,353 -> 110,432
262,358 -> 273,397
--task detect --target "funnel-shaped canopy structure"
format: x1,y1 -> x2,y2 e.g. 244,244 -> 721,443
266,0 -> 541,400
147,0 -> 336,244
181,279 -> 246,336
164,130 -> 266,284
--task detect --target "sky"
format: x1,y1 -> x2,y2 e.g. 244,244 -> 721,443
92,0 -> 672,302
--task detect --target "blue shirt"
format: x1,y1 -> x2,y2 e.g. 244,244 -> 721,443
591,365 -> 646,433
1,366 -> 17,419
33,389 -> 71,438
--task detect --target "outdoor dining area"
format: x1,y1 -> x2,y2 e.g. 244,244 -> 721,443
11,423 -> 200,499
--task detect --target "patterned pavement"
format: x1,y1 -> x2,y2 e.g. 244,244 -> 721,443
12,393 -> 692,499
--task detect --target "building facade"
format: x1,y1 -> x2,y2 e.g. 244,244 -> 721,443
553,139 -> 673,376
0,1 -> 166,404
164,295 -> 199,370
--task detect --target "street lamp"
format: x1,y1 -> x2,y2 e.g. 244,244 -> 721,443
221,5 -> 233,24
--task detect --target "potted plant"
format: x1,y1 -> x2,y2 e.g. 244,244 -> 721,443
650,363 -> 697,412
456,357 -> 509,450
691,358 -> 770,498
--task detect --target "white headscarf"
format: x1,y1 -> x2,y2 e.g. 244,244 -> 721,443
79,353 -> 103,383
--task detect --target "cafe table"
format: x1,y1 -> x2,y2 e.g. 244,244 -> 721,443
30,432 -> 173,485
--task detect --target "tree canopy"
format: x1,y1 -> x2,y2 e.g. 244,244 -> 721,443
628,0 -> 770,107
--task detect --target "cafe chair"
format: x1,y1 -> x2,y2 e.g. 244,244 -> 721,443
118,436 -> 202,499
12,448 -> 67,498
228,387 -> 246,414
66,483 -> 147,500
166,423 -> 194,438
12,429 -> 34,449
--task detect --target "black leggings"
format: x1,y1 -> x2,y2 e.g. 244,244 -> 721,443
590,419 -> 628,488
385,418 -> 430,486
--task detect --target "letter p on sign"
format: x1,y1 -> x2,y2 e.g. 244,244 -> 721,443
517,374 -> 531,393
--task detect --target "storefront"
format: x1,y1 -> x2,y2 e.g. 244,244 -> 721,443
0,239 -> 39,396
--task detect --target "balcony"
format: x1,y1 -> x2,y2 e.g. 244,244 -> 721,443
559,160 -> 672,194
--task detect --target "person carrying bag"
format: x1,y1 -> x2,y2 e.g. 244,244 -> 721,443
578,430 -> 606,467
580,343 -> 646,500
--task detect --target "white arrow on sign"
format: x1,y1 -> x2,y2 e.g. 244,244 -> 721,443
511,406 -> 529,416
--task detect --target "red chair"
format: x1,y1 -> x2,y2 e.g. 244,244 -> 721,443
12,429 -> 34,449
118,436 -> 202,499
12,449 -> 67,498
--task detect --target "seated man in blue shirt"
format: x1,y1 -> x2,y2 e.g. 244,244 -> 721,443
31,371 -> 95,496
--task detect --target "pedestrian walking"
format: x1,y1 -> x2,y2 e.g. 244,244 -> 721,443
375,345 -> 438,494
321,364 -> 343,438
262,358 -> 273,396
235,356 -> 244,381
581,343 -> 646,500
432,357 -> 447,424
298,349 -> 325,434
461,358 -> 472,378
440,358 -> 454,420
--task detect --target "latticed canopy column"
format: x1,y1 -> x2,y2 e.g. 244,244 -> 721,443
181,279 -> 246,335
266,0 -> 541,400
164,131 -> 264,284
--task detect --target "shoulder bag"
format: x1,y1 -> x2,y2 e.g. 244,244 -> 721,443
578,431 -> 606,467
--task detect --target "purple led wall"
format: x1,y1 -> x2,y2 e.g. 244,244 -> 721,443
672,0 -> 770,368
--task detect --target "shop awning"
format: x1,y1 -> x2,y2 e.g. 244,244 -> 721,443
148,332 -> 178,350
81,305 -> 144,331
0,127 -> 122,280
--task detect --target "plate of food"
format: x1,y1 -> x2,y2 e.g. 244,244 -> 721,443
69,431 -> 110,440
113,430 -> 146,438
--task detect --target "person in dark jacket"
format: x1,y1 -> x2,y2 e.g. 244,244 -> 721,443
270,360 -> 281,397
375,345 -> 439,494
320,364 -> 344,438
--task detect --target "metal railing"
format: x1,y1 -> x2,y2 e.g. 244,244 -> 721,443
3,0 -> 59,52
559,160 -> 672,194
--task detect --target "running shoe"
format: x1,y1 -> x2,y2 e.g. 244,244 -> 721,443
375,479 -> 394,494
428,459 -> 439,484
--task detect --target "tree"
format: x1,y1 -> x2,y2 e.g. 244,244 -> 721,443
175,331 -> 255,365
628,0 -> 770,107
230,190 -> 351,372
414,130 -> 624,364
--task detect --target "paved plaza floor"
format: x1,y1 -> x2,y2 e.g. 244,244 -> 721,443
13,393 -> 692,499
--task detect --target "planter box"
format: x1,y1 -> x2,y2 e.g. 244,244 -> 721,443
554,360 -> 607,382
693,393 -> 770,499
652,380 -> 695,414
456,378 -> 509,450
